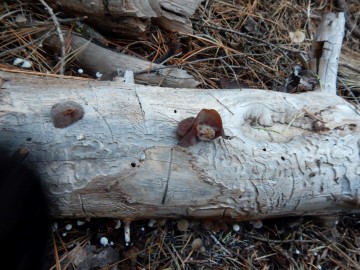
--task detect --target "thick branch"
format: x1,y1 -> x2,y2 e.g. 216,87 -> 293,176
44,33 -> 199,88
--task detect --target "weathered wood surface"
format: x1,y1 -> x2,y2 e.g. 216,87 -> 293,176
43,33 -> 200,88
46,0 -> 203,37
309,13 -> 345,94
0,70 -> 359,220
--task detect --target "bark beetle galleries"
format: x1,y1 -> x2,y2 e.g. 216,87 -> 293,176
177,109 -> 225,147
50,101 -> 84,128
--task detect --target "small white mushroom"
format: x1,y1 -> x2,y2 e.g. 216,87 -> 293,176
13,58 -> 24,66
114,219 -> 121,229
15,14 -> 27,23
21,60 -> 32,68
77,220 -> 86,226
100,236 -> 108,246
177,219 -> 189,231
289,30 -> 305,44
250,220 -> 263,229
148,219 -> 156,228
95,71 -> 103,79
232,224 -> 241,232
191,238 -> 203,252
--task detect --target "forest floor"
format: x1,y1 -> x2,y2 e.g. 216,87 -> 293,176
48,214 -> 360,270
1,0 -> 359,269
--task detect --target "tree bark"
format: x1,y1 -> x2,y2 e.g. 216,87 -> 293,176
46,0 -> 203,37
0,70 -> 359,220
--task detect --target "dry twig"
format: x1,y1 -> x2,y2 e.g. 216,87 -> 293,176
38,0 -> 66,74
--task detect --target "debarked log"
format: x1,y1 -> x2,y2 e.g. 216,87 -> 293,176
0,70 -> 359,221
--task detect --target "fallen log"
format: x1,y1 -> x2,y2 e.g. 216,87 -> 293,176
45,0 -> 203,37
0,69 -> 359,220
1,12 -> 359,221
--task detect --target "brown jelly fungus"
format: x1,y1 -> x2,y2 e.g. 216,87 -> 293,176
50,101 -> 84,128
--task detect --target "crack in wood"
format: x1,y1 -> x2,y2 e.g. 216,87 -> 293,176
78,193 -> 87,217
134,88 -> 148,133
249,180 -> 260,213
161,148 -> 174,204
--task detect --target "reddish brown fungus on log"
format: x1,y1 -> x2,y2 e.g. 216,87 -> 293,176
177,117 -> 195,137
177,109 -> 225,147
50,101 -> 84,128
